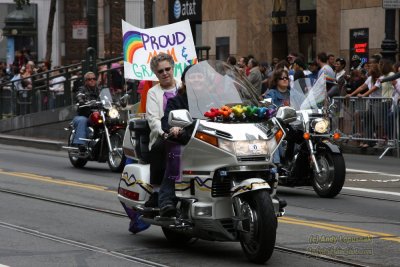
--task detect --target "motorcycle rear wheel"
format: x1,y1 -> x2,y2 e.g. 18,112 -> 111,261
68,131 -> 87,168
107,129 -> 126,172
162,227 -> 192,245
312,152 -> 346,198
239,190 -> 277,264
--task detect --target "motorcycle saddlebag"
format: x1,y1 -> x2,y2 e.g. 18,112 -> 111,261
123,118 -> 151,163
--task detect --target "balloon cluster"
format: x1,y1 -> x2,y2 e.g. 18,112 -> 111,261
204,104 -> 276,122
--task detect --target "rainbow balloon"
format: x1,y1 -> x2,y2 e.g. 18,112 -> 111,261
123,31 -> 144,64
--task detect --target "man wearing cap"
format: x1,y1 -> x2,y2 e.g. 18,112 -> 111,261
350,55 -> 363,71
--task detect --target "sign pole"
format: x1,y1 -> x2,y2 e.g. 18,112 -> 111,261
381,8 -> 398,62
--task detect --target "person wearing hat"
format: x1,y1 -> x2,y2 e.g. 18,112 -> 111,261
350,55 -> 362,71
307,60 -> 319,81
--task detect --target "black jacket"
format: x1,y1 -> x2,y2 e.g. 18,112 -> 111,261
161,92 -> 193,145
76,85 -> 100,117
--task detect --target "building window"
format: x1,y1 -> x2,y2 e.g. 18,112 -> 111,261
299,0 -> 316,11
216,37 -> 229,61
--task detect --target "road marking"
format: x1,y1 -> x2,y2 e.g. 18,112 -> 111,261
348,179 -> 400,183
343,186 -> 400,197
280,217 -> 400,243
347,168 -> 400,178
2,170 -> 399,244
0,170 -> 115,193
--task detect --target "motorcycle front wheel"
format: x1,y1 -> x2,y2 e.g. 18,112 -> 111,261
239,190 -> 277,264
312,152 -> 346,198
107,129 -> 126,172
68,131 -> 87,168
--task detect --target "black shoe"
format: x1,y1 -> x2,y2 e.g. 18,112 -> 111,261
160,204 -> 176,217
144,192 -> 159,208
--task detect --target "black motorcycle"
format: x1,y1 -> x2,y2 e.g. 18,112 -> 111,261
271,77 -> 346,198
63,88 -> 127,172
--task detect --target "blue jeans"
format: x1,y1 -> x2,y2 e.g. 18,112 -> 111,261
273,143 -> 284,164
72,116 -> 89,145
158,142 -> 181,208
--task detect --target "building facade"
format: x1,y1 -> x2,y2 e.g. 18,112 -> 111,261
155,0 -> 398,65
0,0 -> 397,68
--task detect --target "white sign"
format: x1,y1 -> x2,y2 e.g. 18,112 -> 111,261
383,0 -> 400,9
122,19 -> 198,81
72,21 -> 88,39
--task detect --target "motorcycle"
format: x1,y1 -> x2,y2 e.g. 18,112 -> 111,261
63,88 -> 127,172
118,60 -> 291,264
273,76 -> 346,198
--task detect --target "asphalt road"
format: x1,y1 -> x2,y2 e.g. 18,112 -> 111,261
0,144 -> 398,266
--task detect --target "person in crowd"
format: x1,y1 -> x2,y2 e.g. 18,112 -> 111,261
226,56 -> 237,67
97,65 -> 108,88
360,58 -> 394,147
247,58 -> 263,96
48,66 -> 66,109
316,52 -> 336,91
259,62 -> 270,95
286,52 -> 298,70
307,60 -> 319,81
328,53 -> 336,70
385,62 -> 400,142
329,57 -> 347,97
71,72 -> 101,151
350,55 -> 363,72
346,58 -> 381,148
237,56 -> 249,75
145,53 -> 181,217
264,68 -> 290,166
110,63 -> 124,100
270,57 -> 280,71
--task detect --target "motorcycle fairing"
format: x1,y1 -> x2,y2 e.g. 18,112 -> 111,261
231,178 -> 271,198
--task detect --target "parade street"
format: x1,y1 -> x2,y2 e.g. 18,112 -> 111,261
0,143 -> 398,267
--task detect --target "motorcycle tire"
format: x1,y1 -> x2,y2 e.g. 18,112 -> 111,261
107,129 -> 126,172
239,190 -> 277,264
312,152 -> 346,198
68,131 -> 87,168
162,227 -> 192,245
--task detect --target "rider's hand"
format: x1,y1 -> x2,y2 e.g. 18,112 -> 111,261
169,127 -> 181,138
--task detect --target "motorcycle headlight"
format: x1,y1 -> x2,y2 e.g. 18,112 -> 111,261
218,139 -> 270,157
108,107 -> 120,119
312,118 -> 330,134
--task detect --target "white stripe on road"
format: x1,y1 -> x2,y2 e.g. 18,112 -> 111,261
347,168 -> 400,178
343,186 -> 400,197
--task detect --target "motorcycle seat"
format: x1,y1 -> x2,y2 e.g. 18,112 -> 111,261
128,118 -> 151,163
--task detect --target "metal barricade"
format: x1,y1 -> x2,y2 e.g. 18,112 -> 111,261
332,96 -> 400,157
0,86 -> 15,118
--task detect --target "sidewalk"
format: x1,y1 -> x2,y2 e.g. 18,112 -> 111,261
1,133 -> 398,158
0,134 -> 65,151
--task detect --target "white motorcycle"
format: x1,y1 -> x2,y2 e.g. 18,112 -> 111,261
118,60 -> 293,263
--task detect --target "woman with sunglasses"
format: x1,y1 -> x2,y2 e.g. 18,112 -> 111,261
144,53 -> 181,215
264,68 -> 290,107
263,68 -> 290,166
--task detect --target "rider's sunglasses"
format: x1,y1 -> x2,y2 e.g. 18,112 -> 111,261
157,67 -> 172,74
86,77 -> 96,81
279,77 -> 289,81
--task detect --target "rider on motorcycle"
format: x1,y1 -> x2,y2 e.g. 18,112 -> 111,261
71,71 -> 101,151
145,53 -> 181,215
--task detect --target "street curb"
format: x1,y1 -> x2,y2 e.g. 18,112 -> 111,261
0,134 -> 66,151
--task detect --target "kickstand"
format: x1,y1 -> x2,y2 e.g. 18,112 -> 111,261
379,147 -> 392,159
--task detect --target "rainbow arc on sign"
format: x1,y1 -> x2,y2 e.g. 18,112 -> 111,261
123,31 -> 144,64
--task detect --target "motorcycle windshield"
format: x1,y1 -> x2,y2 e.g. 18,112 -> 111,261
100,88 -> 113,109
290,75 -> 327,111
185,60 -> 260,119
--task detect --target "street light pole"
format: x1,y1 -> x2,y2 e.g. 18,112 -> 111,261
381,9 -> 398,62
87,0 -> 98,54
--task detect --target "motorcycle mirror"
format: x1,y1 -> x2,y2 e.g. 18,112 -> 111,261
120,94 -> 130,108
168,109 -> 193,128
260,98 -> 273,105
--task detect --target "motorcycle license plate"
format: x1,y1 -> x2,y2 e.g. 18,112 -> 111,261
248,143 -> 261,154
